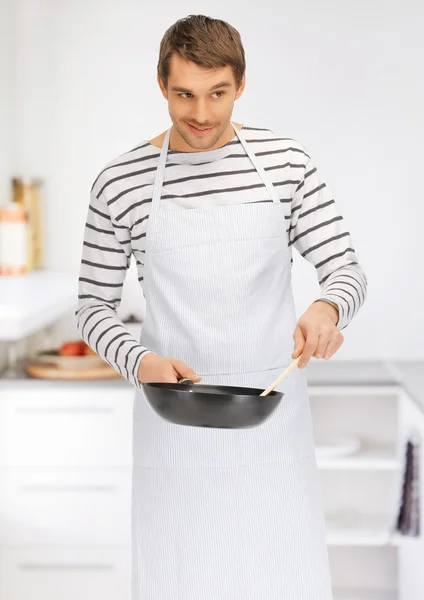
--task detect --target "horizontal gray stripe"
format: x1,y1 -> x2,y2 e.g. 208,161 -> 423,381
89,204 -> 110,220
303,183 -> 326,200
305,166 -> 317,178
131,231 -> 146,242
301,232 -> 350,257
75,303 -> 105,318
315,247 -> 355,270
326,279 -> 362,303
81,259 -> 126,271
161,162 -> 305,188
324,286 -> 357,314
129,141 -> 151,152
83,241 -> 126,253
100,168 -> 157,200
78,294 -> 121,304
79,277 -> 123,288
227,146 -> 309,160
91,145 -> 156,190
298,199 -> 335,220
86,223 -> 114,235
115,198 -> 152,222
290,216 -> 343,245
130,215 -> 149,229
319,261 -> 358,285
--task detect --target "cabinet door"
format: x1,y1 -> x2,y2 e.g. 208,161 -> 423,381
0,387 -> 134,467
0,546 -> 130,600
0,468 -> 131,545
398,392 -> 424,600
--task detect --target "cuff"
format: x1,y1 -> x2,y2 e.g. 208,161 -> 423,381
314,297 -> 349,331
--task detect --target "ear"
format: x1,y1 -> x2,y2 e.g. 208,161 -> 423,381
157,74 -> 168,100
235,74 -> 246,100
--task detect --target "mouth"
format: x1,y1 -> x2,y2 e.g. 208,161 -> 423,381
187,123 -> 214,136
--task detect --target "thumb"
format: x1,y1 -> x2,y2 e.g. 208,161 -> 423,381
170,359 -> 202,382
292,326 -> 305,359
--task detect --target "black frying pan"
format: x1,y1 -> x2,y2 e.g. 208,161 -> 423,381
141,359 -> 299,429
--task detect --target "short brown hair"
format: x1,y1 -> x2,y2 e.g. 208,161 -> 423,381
157,15 -> 246,89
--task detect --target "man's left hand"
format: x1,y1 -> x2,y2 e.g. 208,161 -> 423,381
292,301 -> 344,369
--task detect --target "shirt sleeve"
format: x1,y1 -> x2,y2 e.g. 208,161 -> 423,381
290,152 -> 367,330
75,189 -> 155,388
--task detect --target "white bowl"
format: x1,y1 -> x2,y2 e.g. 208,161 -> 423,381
315,435 -> 362,459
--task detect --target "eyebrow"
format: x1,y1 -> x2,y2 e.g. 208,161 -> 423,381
170,81 -> 233,93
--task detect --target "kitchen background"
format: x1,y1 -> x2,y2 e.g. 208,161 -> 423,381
0,0 -> 423,599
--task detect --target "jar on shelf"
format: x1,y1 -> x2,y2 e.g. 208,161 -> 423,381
0,203 -> 28,275
12,177 -> 44,271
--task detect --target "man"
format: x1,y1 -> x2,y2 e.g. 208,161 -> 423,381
76,14 -> 366,600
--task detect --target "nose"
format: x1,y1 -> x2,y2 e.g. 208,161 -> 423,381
191,99 -> 209,125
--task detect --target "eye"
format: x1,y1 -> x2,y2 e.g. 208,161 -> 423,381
178,91 -> 225,99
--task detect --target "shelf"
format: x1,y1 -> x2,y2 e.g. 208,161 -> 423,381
309,385 -> 402,397
316,444 -> 399,471
326,513 -> 399,547
0,270 -> 77,341
334,590 -> 397,600
305,361 -> 400,388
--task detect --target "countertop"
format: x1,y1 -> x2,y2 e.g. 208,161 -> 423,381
2,360 -> 423,413
0,270 -> 77,341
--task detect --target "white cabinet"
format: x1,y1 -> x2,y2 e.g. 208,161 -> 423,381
308,384 -> 405,598
0,546 -> 130,600
0,380 -> 134,600
0,468 -> 131,545
1,372 -> 423,600
0,387 -> 133,467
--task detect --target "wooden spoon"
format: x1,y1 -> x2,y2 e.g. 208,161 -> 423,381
259,357 -> 301,396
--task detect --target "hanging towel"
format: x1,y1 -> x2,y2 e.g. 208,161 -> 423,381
396,436 -> 421,537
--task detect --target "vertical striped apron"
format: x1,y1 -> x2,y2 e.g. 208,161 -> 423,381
131,123 -> 333,599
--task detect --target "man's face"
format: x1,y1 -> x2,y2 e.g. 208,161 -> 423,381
158,53 -> 245,151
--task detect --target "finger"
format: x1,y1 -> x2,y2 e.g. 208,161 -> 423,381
292,326 -> 306,358
313,331 -> 331,359
160,372 -> 180,383
299,334 -> 319,368
170,359 -> 202,382
323,334 -> 344,360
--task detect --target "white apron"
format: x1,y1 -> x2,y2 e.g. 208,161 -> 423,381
131,123 -> 333,599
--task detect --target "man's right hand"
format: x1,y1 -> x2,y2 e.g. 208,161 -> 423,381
137,353 -> 202,384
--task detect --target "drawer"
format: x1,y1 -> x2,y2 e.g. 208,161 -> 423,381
0,545 -> 130,600
0,387 -> 134,467
0,468 -> 131,545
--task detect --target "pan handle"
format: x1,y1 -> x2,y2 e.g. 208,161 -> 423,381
178,378 -> 194,385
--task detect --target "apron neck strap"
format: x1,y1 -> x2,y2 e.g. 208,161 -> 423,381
151,128 -> 171,214
233,126 -> 280,204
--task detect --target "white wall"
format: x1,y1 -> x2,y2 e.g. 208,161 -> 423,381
0,0 -> 15,370
0,0 -> 14,205
10,0 -> 424,359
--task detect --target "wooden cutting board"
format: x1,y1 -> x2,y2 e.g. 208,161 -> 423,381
25,361 -> 122,380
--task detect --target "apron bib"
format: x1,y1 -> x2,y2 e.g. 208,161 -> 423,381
131,123 -> 333,599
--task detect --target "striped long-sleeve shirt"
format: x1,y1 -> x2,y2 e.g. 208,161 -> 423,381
76,125 -> 367,388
